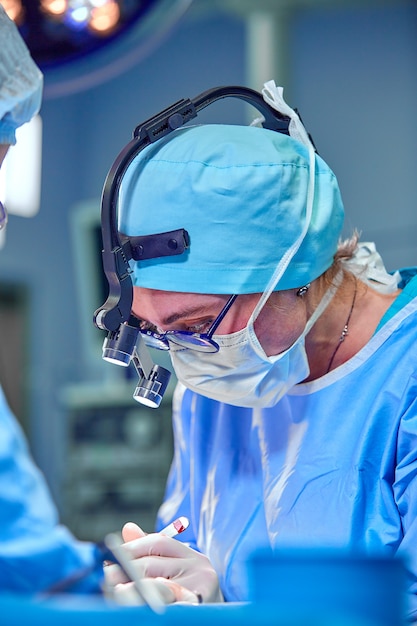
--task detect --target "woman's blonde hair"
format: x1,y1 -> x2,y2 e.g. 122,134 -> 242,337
320,230 -> 360,291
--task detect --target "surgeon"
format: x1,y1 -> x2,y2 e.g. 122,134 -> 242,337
105,82 -> 417,620
0,4 -> 110,593
0,7 -> 194,604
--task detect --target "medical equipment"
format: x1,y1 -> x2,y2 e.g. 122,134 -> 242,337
160,516 -> 189,537
41,516 -> 190,602
94,85 -> 300,408
103,531 -> 166,611
102,516 -> 191,609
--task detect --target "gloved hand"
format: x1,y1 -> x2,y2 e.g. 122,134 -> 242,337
0,5 -> 43,145
106,521 -> 223,604
104,567 -> 200,606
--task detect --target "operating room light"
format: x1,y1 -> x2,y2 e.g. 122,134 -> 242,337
38,0 -> 123,35
89,1 -> 119,34
68,6 -> 89,26
41,0 -> 67,16
0,0 -> 23,22
0,0 -> 160,67
0,1 -> 193,98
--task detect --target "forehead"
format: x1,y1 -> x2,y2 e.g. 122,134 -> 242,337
132,287 -> 226,324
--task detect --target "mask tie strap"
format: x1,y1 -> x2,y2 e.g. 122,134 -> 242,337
343,242 -> 401,294
249,80 -> 317,325
303,269 -> 344,337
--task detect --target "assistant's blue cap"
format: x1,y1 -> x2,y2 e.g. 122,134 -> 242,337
118,124 -> 344,294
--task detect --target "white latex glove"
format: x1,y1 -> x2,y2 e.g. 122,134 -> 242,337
104,567 -> 200,606
108,521 -> 223,604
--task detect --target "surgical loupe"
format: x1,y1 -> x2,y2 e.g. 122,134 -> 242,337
94,85 -> 298,408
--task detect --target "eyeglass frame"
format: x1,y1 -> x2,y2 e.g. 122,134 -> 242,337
139,294 -> 238,353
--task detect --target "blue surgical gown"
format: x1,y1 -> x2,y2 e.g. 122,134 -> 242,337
157,269 -> 417,621
0,387 -> 102,593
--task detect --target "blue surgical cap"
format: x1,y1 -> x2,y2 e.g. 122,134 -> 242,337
118,124 -> 344,294
0,5 -> 43,145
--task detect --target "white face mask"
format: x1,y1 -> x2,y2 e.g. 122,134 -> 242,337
170,280 -> 340,408
170,326 -> 308,408
170,82 -> 325,409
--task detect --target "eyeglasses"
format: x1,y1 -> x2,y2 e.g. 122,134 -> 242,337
139,294 -> 237,353
0,202 -> 8,230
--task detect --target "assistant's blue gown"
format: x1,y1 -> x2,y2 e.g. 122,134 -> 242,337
0,388 -> 102,593
157,269 -> 417,621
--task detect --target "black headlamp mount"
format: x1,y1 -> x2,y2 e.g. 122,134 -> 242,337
93,85 -> 304,407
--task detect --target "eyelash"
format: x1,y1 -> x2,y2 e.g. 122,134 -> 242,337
139,320 -> 159,333
186,320 -> 213,334
139,320 -> 213,334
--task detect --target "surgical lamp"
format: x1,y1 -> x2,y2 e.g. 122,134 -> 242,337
94,85 -> 303,408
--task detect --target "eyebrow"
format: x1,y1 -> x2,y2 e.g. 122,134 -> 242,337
161,304 -> 213,327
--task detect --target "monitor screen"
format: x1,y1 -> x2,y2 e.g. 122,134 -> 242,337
70,198 -> 116,381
